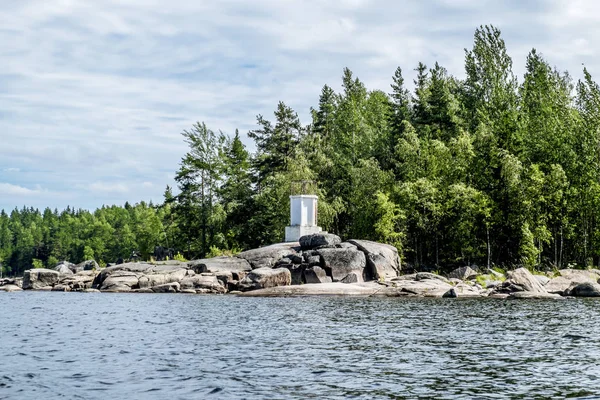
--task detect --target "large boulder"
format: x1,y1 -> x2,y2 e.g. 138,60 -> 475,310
23,269 -> 60,290
299,233 -> 341,250
180,274 -> 226,293
448,266 -> 478,281
0,284 -> 22,292
55,264 -> 74,275
415,272 -> 450,284
304,266 -> 332,284
58,271 -> 97,291
348,239 -> 400,280
188,257 -> 251,279
152,282 -> 180,293
508,291 -> 563,299
559,269 -> 600,282
545,276 -> 574,295
534,275 -> 551,286
443,282 -> 483,298
284,264 -> 306,285
545,269 -> 600,295
498,268 -> 547,294
237,243 -> 300,269
239,268 -> 291,291
317,247 -> 367,283
568,282 -> 600,297
239,282 -> 381,297
96,262 -> 188,290
73,260 -> 99,273
100,270 -> 140,292
389,279 -> 453,297
54,261 -> 76,275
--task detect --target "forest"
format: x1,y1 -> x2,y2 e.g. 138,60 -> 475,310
2,25 -> 600,277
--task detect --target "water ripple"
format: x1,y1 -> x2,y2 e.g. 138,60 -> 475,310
1,292 -> 600,398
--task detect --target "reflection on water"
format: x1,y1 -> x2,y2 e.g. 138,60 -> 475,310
1,292 -> 599,399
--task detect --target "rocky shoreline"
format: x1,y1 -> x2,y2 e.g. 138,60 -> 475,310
2,233 -> 600,299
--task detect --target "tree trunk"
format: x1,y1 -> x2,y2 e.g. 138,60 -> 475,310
486,226 -> 491,270
559,225 -> 564,269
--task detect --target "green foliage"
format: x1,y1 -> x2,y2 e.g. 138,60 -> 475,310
32,258 -> 43,269
47,256 -> 59,268
83,245 -> 94,261
206,246 -> 240,258
173,252 -> 187,262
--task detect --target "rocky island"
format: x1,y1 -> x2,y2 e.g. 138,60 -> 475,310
2,233 -> 600,299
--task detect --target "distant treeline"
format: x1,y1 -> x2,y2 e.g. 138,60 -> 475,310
3,25 -> 600,276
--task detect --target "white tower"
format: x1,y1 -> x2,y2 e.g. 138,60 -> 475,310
284,194 -> 322,242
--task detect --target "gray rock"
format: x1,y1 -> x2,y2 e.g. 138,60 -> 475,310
97,262 -> 188,290
488,269 -> 505,279
484,280 -> 503,289
393,274 -> 417,281
188,256 -> 252,274
568,282 -> 600,297
152,282 -> 180,293
54,264 -> 73,276
415,272 -> 450,284
317,247 -> 367,283
237,243 -> 300,269
394,279 -> 453,297
54,262 -> 75,275
448,266 -> 478,281
290,254 -> 304,264
23,269 -> 60,290
348,239 -> 400,280
83,288 -> 101,293
137,268 -> 187,289
508,291 -> 563,299
304,266 -> 332,284
501,268 -> 548,293
215,271 -> 234,286
488,293 -> 510,299
180,275 -> 226,293
306,255 -> 321,266
443,288 -> 458,298
559,269 -> 600,283
239,268 -> 291,291
545,276 -> 575,295
284,264 -> 306,285
341,273 -> 361,283
275,258 -> 293,267
73,260 -> 99,273
534,275 -> 550,286
51,284 -> 71,292
0,284 -> 22,292
100,271 -> 140,292
299,233 -> 342,250
0,278 -> 15,286
239,282 -> 381,297
544,270 -> 600,295
58,271 -> 98,291
446,283 -> 482,298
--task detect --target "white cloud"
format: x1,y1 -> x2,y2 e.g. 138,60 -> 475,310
1,0 -> 599,210
0,183 -> 41,196
2,168 -> 20,172
88,182 -> 129,194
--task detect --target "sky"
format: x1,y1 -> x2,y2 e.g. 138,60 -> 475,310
1,0 -> 599,212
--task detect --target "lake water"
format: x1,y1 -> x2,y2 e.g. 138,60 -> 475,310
1,292 -> 599,399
